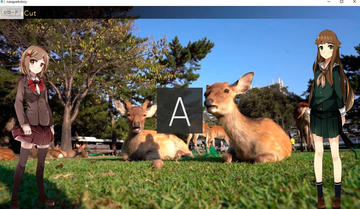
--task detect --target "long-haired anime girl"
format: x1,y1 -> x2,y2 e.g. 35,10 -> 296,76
308,30 -> 354,209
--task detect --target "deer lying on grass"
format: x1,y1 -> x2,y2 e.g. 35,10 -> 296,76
294,102 -> 314,151
114,99 -> 193,168
204,72 -> 292,163
186,122 -> 230,153
31,144 -> 88,159
65,144 -> 89,158
0,147 -> 16,160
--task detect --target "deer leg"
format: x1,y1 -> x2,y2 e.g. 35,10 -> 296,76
222,153 -> 232,163
186,134 -> 193,147
205,135 -> 210,153
254,153 -> 277,163
222,147 -> 236,163
193,134 -> 200,154
151,159 -> 164,169
122,153 -> 129,161
175,150 -> 192,159
143,150 -> 163,169
300,130 -> 304,152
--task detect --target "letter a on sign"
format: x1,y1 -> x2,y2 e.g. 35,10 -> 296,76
157,88 -> 202,134
169,97 -> 190,127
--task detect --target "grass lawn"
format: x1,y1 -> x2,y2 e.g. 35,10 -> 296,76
0,150 -> 359,209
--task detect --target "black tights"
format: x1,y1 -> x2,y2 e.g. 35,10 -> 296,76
11,147 -> 49,204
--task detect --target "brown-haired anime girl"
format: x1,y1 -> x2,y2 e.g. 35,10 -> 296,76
307,30 -> 354,209
10,45 -> 55,208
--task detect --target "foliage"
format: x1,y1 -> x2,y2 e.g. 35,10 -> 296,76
301,79 -> 314,101
0,151 -> 359,208
0,20 -> 214,149
342,44 -> 360,96
237,84 -> 296,129
134,36 -> 214,102
0,67 -> 18,141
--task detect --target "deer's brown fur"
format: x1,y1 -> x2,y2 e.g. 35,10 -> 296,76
115,99 -> 193,166
30,144 -> 88,158
204,72 -> 292,163
187,122 -> 229,152
0,147 -> 16,160
294,102 -> 314,151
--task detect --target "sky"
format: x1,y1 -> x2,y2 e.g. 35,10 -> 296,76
133,19 -> 360,97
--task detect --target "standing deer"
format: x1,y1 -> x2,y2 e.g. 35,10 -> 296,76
204,72 -> 292,163
186,122 -> 230,153
294,102 -> 314,151
114,99 -> 193,168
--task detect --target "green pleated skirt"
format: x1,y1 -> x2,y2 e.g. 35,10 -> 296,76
310,109 -> 341,138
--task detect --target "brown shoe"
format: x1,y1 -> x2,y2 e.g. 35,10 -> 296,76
317,197 -> 326,209
332,197 -> 340,209
37,196 -> 55,207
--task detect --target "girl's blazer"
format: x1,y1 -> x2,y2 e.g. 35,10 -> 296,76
14,76 -> 53,126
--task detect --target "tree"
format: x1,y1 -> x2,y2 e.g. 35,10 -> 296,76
0,20 -> 215,151
341,45 -> 360,134
237,84 -> 296,130
301,79 -> 314,102
0,67 -> 18,148
342,45 -> 360,95
134,36 -> 215,101
0,19 -> 148,151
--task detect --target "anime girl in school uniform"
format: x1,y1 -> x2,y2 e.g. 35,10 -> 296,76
10,46 -> 55,208
307,30 -> 354,209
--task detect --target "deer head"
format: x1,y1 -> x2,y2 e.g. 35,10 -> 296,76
114,99 -> 157,134
204,72 -> 254,117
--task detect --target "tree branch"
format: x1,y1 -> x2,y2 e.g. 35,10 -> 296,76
48,81 -> 65,106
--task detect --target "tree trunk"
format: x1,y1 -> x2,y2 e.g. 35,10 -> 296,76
61,104 -> 73,151
108,97 -> 117,155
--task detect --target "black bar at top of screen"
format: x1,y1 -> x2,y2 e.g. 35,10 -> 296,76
22,6 -> 360,19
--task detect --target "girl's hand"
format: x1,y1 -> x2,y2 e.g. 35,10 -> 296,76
341,116 -> 345,126
22,124 -> 32,135
50,125 -> 54,135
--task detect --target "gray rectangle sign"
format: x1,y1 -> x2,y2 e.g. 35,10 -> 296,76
0,6 -> 23,19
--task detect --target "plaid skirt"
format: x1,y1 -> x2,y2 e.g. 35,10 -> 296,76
12,125 -> 54,146
310,109 -> 341,138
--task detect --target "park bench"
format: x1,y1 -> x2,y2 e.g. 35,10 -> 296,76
72,136 -> 124,155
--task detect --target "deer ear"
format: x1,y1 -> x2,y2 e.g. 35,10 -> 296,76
124,100 -> 132,110
146,104 -> 157,118
142,99 -> 150,109
231,72 -> 254,93
114,100 -> 127,116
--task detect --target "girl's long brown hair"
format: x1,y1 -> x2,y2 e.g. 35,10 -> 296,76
309,30 -> 354,111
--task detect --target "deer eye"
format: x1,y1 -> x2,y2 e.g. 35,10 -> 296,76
224,89 -> 230,93
143,114 -> 146,117
127,113 -> 131,117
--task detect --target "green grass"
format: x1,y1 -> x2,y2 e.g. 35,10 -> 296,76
0,151 -> 359,209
